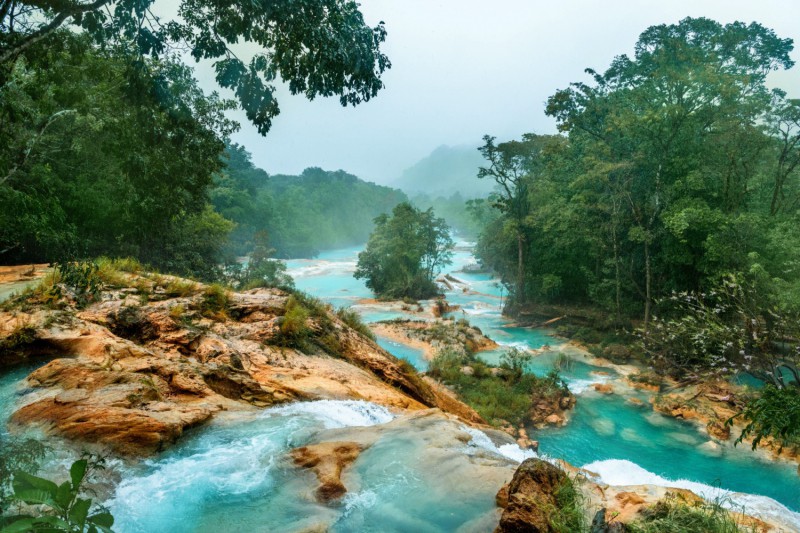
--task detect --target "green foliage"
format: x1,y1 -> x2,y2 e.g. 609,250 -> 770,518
628,493 -> 753,533
225,232 -> 294,290
50,262 -> 102,309
499,347 -> 533,380
547,476 -> 589,533
277,296 -> 311,347
0,0 -> 389,136
211,154 -> 408,259
163,278 -> 198,299
471,17 -> 800,331
642,276 -> 800,386
0,437 -> 47,513
200,284 -> 229,320
0,32 -> 234,278
0,457 -> 115,533
428,348 -> 569,426
355,202 -> 454,300
336,308 -> 375,341
0,323 -> 37,356
731,385 -> 800,452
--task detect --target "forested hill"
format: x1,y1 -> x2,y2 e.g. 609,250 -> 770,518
393,145 -> 493,198
211,146 -> 408,258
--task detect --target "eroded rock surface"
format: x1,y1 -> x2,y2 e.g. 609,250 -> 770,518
495,458 -> 569,532
291,441 -> 366,502
0,276 -> 478,454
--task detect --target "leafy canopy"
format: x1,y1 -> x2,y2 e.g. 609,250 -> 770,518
355,202 -> 454,300
0,0 -> 391,134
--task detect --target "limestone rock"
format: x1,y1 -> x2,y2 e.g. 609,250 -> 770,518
290,441 -> 366,502
495,458 -> 569,532
593,383 -> 614,395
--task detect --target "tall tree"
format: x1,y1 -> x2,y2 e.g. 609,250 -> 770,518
355,202 -> 454,300
546,17 -> 794,330
477,134 -> 549,313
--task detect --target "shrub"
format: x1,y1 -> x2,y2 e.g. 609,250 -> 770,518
200,284 -> 230,319
110,257 -> 143,273
500,347 -> 533,380
428,348 -> 569,426
553,352 -> 574,372
336,307 -> 375,340
278,295 -> 310,345
0,322 -> 37,356
169,304 -> 186,321
51,261 -> 102,308
628,493 -> 753,533
548,475 -> 588,533
164,278 -> 198,298
94,257 -> 129,287
731,385 -> 800,452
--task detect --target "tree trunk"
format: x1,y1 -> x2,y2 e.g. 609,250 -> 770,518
643,239 -> 651,334
517,231 -> 525,313
612,225 -> 622,326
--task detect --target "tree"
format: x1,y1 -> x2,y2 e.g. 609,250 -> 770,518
0,0 -> 390,135
546,17 -> 794,331
477,134 -> 550,313
354,202 -> 454,300
0,32 -> 235,274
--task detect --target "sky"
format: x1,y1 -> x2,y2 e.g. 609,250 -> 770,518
194,1 -> 800,185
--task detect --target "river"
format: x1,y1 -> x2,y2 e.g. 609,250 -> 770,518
285,241 -> 800,526
0,242 -> 798,531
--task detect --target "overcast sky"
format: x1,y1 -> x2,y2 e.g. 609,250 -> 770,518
196,1 -> 800,185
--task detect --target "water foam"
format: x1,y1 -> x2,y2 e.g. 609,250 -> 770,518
566,374 -> 612,394
109,401 -> 395,532
265,400 -> 395,429
288,260 -> 357,279
462,426 -> 537,463
583,459 -> 800,530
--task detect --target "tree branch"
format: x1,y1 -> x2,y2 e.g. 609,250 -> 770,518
0,0 -> 112,64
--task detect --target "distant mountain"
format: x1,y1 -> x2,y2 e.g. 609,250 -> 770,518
392,145 -> 493,198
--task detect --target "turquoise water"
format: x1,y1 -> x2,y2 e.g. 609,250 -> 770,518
537,392 -> 800,508
376,337 -> 428,371
283,242 -> 800,519
1,241 -> 799,530
0,362 -> 42,438
107,401 -> 511,533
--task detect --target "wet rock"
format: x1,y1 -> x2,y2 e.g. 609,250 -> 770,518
706,420 -> 731,441
593,383 -> 614,395
291,441 -> 366,502
495,458 -> 569,532
544,414 -> 563,426
12,396 -> 215,455
602,344 -> 631,363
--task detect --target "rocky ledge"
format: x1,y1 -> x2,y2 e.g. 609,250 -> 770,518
0,272 -> 482,455
653,380 -> 800,467
371,318 -> 498,360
